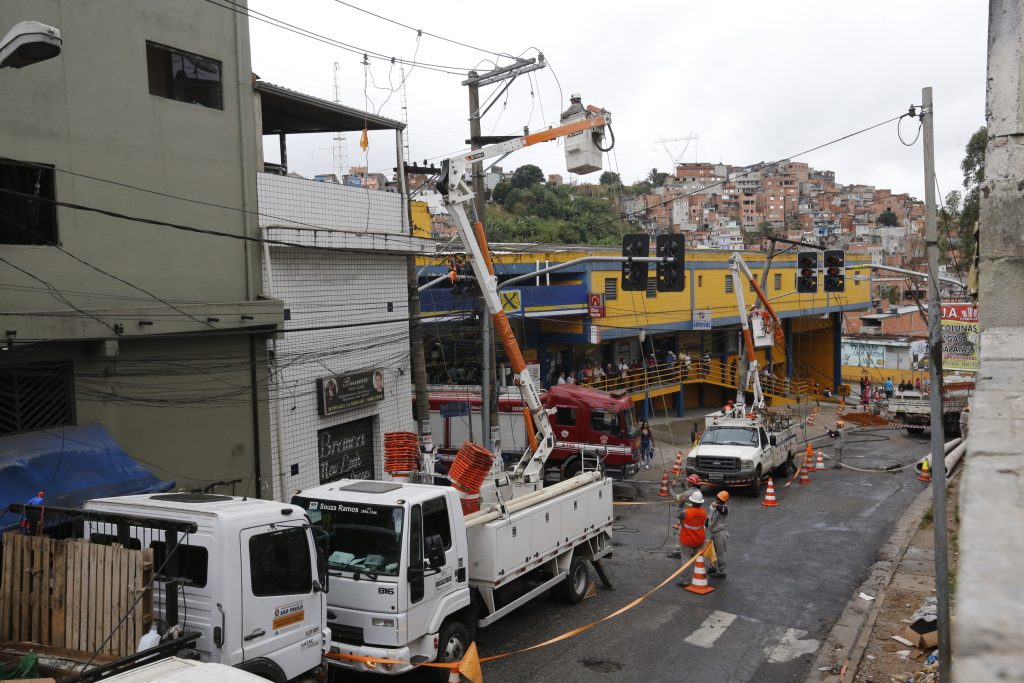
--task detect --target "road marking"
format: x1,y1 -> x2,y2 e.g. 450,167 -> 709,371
684,610 -> 738,648
763,627 -> 820,663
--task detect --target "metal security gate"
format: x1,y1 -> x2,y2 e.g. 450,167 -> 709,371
0,360 -> 75,435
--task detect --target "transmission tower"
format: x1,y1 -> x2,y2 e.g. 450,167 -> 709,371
398,64 -> 411,160
332,62 -> 348,178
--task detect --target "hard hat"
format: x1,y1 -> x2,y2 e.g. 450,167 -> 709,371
836,419 -> 845,428
716,491 -> 730,503
570,92 -> 581,100
688,491 -> 705,505
687,474 -> 700,486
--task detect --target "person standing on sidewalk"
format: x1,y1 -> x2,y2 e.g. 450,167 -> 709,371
640,421 -> 655,470
668,475 -> 702,559
828,419 -> 845,469
676,491 -> 707,587
707,491 -> 729,577
959,404 -> 970,439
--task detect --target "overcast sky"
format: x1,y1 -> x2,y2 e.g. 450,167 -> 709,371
248,1 -> 987,201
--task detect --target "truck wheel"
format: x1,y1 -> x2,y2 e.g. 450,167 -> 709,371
747,467 -> 763,497
907,427 -> 925,435
562,458 -> 582,481
556,556 -> 590,604
235,658 -> 286,683
435,619 -> 470,680
773,453 -> 794,478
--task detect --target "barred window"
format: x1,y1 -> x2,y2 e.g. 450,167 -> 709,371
0,361 -> 75,435
604,277 -> 618,301
725,275 -> 734,294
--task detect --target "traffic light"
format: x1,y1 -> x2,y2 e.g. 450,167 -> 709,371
797,251 -> 818,293
621,234 -> 650,291
823,249 -> 846,292
655,234 -> 685,292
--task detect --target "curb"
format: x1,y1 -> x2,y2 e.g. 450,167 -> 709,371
804,482 -> 934,682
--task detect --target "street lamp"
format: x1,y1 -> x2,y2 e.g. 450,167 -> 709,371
0,21 -> 61,69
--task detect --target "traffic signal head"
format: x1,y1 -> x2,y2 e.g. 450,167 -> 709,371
797,251 -> 818,294
621,234 -> 650,291
655,234 -> 685,292
823,249 -> 845,293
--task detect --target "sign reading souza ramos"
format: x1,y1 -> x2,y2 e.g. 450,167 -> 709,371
941,303 -> 979,373
317,369 -> 385,415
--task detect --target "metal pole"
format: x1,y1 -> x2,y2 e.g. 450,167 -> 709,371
468,74 -> 496,453
922,86 -> 951,680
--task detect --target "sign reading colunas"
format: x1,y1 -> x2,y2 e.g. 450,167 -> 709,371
941,303 -> 979,373
316,369 -> 384,416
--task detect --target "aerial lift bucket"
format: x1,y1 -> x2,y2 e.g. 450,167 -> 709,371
562,110 -> 606,175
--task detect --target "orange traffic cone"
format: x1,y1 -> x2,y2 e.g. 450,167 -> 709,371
806,443 -> 814,460
798,460 -> 813,485
685,554 -> 715,595
671,451 -> 684,479
815,451 -> 827,470
917,457 -> 932,483
762,477 -> 779,506
447,666 -> 461,682
657,472 -> 671,497
807,413 -> 815,426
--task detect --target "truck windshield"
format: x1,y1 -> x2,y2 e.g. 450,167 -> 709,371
293,497 -> 403,577
701,426 -> 759,447
591,409 -> 623,437
622,407 -> 639,438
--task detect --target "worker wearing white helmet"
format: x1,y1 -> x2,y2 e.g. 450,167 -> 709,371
560,92 -> 586,122
708,491 -> 729,578
668,474 -> 702,559
676,490 -> 707,587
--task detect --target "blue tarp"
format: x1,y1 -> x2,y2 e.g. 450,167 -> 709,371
0,423 -> 174,532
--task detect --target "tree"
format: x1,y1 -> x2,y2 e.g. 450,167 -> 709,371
876,210 -> 899,227
958,126 -> 985,265
646,168 -> 670,187
599,171 -> 622,186
491,181 -> 512,205
510,164 -> 545,189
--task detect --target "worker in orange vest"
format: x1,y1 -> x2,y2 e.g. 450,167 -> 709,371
676,490 -> 707,587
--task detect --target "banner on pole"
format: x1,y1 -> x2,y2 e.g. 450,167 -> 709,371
940,303 -> 979,372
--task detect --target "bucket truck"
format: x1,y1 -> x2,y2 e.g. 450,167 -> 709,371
299,104 -> 630,677
686,254 -> 799,495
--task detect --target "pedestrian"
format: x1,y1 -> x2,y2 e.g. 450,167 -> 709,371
640,421 -> 655,470
22,490 -> 45,535
829,419 -> 845,470
682,351 -> 692,380
593,364 -> 605,382
676,491 -> 707,587
959,404 -> 970,440
557,372 -> 567,385
707,491 -> 729,577
647,354 -> 657,370
666,349 -> 677,367
618,358 -> 629,379
860,374 -> 871,407
668,475 -> 703,558
884,377 -> 894,399
701,352 -> 710,379
690,421 -> 701,446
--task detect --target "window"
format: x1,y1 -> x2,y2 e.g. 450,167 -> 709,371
410,505 -> 424,603
422,497 -> 452,550
146,41 -> 223,110
248,528 -> 311,596
0,161 -> 57,244
646,277 -> 657,298
296,498 -> 402,576
698,274 -> 703,288
590,410 -> 622,437
555,407 -> 577,426
150,540 -> 209,588
725,275 -> 734,293
774,273 -> 782,290
603,277 -> 617,301
0,361 -> 75,435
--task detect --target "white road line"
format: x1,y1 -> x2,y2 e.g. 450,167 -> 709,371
684,610 -> 738,649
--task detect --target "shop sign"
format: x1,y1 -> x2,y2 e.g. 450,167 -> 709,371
693,309 -> 713,330
317,417 -> 374,483
588,293 -> 605,318
941,303 -> 979,372
316,369 -> 384,416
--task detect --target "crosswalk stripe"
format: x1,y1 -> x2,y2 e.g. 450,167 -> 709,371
683,610 -> 738,648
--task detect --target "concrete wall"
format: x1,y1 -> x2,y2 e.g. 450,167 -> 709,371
954,1 -> 1024,680
0,0 -> 261,311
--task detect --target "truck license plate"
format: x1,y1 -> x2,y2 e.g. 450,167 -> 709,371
709,473 -> 723,481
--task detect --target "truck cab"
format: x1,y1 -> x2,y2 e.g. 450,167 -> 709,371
543,384 -> 640,481
686,410 -> 797,495
83,494 -> 329,682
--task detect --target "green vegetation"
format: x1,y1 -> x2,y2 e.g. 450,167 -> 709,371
876,210 -> 899,227
485,165 -> 630,245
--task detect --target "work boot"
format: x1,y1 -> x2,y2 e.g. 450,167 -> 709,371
667,551 -> 681,559
676,580 -> 690,587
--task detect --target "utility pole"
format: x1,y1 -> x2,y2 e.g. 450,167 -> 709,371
463,57 -> 546,454
921,86 -> 951,683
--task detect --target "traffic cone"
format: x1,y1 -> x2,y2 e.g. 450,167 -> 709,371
806,443 -> 814,460
762,477 -> 779,506
917,457 -> 932,483
685,554 -> 715,595
657,472 -> 671,497
447,666 -> 461,682
815,451 -> 827,470
798,459 -> 813,485
671,451 -> 684,479
807,413 -> 815,426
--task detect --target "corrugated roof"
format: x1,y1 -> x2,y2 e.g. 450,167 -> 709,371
255,80 -> 404,134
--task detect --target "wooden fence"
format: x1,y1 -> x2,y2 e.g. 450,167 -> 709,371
0,532 -> 153,657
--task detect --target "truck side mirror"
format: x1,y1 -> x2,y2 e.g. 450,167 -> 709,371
312,527 -> 329,590
769,435 -> 777,446
425,534 -> 446,570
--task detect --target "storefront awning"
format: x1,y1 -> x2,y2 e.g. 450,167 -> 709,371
0,423 -> 174,531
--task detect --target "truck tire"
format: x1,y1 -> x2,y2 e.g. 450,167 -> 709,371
556,556 -> 590,604
562,458 -> 582,481
746,466 -> 763,497
235,658 -> 286,683
907,426 -> 925,435
773,453 -> 794,478
434,619 -> 470,681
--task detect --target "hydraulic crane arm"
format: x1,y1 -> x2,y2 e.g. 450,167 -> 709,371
728,253 -> 784,412
437,111 -> 611,483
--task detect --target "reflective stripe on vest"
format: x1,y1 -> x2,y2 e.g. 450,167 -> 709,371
683,523 -> 703,530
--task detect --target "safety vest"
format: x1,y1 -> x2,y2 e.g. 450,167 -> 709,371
678,507 -> 707,548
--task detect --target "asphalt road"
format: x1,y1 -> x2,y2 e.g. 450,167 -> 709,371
339,419 -> 930,683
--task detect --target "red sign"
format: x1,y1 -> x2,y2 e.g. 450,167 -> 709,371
589,293 -> 605,319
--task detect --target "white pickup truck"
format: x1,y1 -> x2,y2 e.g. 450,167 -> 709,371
686,408 -> 798,495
